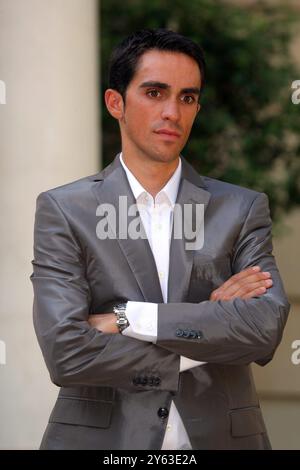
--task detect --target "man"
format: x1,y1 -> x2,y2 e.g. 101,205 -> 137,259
31,29 -> 289,450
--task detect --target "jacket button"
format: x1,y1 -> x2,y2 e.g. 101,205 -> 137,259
148,376 -> 154,386
132,377 -> 140,386
183,329 -> 190,338
153,377 -> 161,386
196,331 -> 203,339
158,407 -> 169,419
175,328 -> 184,337
189,330 -> 197,339
140,376 -> 148,385
148,375 -> 154,387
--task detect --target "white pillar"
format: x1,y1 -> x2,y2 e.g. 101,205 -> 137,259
0,0 -> 100,448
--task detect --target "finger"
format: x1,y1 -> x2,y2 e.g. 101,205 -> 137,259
218,273 -> 272,298
220,286 -> 267,301
241,286 -> 268,299
230,279 -> 273,299
213,278 -> 273,301
222,268 -> 272,291
216,266 -> 262,292
210,290 -> 219,301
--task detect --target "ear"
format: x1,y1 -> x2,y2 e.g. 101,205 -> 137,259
104,89 -> 125,120
196,102 -> 201,114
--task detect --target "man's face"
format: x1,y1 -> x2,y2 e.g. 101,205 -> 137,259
118,50 -> 201,164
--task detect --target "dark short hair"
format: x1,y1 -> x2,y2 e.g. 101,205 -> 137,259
108,29 -> 206,100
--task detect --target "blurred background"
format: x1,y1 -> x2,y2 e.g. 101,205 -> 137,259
0,0 -> 300,449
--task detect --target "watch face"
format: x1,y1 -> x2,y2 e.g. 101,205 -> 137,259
114,304 -> 129,333
116,312 -> 128,332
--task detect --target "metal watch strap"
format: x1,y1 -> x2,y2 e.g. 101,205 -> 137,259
113,303 -> 129,333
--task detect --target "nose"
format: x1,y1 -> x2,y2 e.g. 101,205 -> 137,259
161,99 -> 181,122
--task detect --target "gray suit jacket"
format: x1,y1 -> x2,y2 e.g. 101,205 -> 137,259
31,155 -> 290,450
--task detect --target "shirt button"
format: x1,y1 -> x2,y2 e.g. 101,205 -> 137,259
157,407 -> 169,419
158,271 -> 164,279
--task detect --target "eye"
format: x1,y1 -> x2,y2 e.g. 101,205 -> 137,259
182,95 -> 196,104
146,89 -> 161,98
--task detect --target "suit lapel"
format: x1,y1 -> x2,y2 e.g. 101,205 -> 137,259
91,155 -> 163,303
91,155 -> 211,304
168,160 -> 211,302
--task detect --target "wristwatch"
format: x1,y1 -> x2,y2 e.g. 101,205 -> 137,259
113,303 -> 129,333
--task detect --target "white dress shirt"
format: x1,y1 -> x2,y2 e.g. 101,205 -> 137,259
119,154 -> 205,450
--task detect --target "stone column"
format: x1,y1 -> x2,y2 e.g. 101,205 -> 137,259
0,0 -> 100,448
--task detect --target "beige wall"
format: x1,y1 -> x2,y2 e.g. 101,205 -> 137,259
224,0 -> 300,451
0,0 -> 100,449
253,211 -> 300,449
229,0 -> 300,451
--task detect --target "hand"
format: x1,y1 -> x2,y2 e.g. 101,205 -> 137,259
210,266 -> 273,301
88,313 -> 119,334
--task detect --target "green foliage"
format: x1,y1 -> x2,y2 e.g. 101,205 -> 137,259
100,0 -> 300,221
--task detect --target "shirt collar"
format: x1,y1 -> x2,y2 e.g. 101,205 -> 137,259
120,152 -> 181,206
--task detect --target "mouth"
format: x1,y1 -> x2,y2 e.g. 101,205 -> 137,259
154,129 -> 181,139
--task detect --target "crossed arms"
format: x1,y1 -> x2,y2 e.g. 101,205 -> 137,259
31,191 -> 290,391
88,266 -> 274,334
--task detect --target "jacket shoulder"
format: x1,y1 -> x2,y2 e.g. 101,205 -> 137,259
35,171 -> 102,205
203,176 -> 265,202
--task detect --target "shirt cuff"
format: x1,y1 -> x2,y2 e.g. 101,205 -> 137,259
180,356 -> 206,372
122,301 -> 157,343
122,302 -> 206,372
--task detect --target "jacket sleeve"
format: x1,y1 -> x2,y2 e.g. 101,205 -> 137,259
156,193 -> 290,366
31,191 -> 180,391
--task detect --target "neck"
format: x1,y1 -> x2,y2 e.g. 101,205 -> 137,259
121,151 -> 179,198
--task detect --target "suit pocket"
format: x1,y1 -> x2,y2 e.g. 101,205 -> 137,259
49,397 -> 113,429
229,406 -> 267,437
188,255 -> 232,302
192,254 -> 232,283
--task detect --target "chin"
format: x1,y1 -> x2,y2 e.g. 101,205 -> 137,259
151,149 -> 181,163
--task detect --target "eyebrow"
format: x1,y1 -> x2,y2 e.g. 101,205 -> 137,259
139,81 -> 201,95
